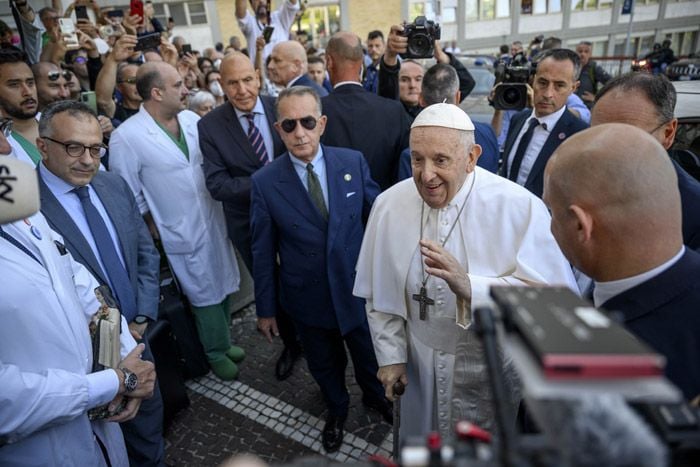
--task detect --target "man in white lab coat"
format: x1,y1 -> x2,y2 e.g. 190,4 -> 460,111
0,138 -> 156,465
109,62 -> 243,381
353,103 -> 578,440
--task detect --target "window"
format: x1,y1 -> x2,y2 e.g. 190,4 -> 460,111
526,0 -> 560,14
187,2 -> 207,25
467,0 -> 498,19
125,2 -> 208,28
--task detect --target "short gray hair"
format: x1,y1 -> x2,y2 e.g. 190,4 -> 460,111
188,90 -> 216,111
276,86 -> 322,117
38,100 -> 98,137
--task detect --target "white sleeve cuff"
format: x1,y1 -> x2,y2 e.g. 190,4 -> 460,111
86,369 -> 120,409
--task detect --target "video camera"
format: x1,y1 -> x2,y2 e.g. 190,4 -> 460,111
401,16 -> 441,59
492,52 -> 533,111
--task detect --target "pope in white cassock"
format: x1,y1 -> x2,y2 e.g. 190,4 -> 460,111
353,103 -> 578,440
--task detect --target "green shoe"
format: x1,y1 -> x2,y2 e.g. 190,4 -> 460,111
209,357 -> 239,381
226,345 -> 246,363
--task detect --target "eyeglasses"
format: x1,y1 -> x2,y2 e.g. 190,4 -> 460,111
48,70 -> 73,82
117,77 -> 137,84
279,116 -> 318,133
648,120 -> 670,135
43,137 -> 107,159
0,118 -> 12,138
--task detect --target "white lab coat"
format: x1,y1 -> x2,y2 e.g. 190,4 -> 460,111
0,212 -> 135,466
109,107 -> 240,307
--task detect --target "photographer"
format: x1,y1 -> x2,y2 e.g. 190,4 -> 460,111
378,22 -> 475,120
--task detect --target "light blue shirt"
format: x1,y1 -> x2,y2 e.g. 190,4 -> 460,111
39,163 -> 127,288
289,145 -> 329,209
566,93 -> 591,124
235,97 -> 275,163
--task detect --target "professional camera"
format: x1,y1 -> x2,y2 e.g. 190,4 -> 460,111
401,16 -> 441,59
492,52 -> 533,111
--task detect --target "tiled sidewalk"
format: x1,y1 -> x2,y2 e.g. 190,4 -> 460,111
163,305 -> 393,466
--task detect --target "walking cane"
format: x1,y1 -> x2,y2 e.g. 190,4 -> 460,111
392,380 -> 405,462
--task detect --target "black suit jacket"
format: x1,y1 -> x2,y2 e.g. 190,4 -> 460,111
198,96 -> 285,269
602,249 -> 700,400
500,107 -> 588,198
321,83 -> 410,190
291,74 -> 328,96
38,169 -> 161,322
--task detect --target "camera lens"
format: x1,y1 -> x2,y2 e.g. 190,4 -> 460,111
408,33 -> 431,57
503,87 -> 522,105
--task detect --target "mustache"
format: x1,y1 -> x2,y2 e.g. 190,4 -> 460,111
21,98 -> 37,106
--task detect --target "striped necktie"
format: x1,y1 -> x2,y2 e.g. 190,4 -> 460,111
246,113 -> 269,165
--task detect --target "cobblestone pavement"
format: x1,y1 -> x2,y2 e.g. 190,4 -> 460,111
164,305 -> 393,466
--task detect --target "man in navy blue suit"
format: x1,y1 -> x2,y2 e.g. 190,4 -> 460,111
268,40 -> 328,96
591,72 -> 700,251
250,86 -> 389,453
544,124 -> 700,402
500,48 -> 588,198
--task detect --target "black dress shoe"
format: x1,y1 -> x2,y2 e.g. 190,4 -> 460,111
363,397 -> 393,425
275,346 -> 301,381
322,414 -> 345,453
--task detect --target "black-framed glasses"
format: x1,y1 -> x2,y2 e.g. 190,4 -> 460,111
648,120 -> 670,135
279,116 -> 318,133
48,70 -> 73,82
43,137 -> 107,159
0,118 -> 12,138
118,77 -> 137,84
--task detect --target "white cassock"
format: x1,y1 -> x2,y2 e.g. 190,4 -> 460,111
1,212 -> 137,466
109,107 -> 239,307
354,168 -> 578,440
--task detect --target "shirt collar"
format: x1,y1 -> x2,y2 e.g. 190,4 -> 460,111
287,75 -> 304,87
529,104 -> 567,131
39,162 -> 83,195
289,144 -> 324,170
333,81 -> 363,89
234,97 -> 265,120
593,246 -> 685,307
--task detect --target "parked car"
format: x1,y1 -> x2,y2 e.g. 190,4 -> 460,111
666,56 -> 700,81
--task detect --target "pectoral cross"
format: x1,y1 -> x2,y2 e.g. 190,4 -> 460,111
412,286 -> 434,320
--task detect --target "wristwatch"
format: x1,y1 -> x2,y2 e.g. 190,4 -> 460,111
119,367 -> 138,393
133,315 -> 150,325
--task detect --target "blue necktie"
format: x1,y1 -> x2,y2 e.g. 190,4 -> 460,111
246,113 -> 269,165
74,186 -> 138,321
0,225 -> 41,265
508,118 -> 539,182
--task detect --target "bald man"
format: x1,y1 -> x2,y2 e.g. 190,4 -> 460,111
544,123 -> 700,401
197,52 -> 303,381
267,40 -> 328,96
591,72 -> 700,250
321,31 -> 410,190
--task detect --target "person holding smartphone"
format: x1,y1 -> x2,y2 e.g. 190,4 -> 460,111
234,0 -> 299,65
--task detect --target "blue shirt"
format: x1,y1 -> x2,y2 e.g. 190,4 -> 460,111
289,145 -> 329,209
234,97 -> 275,162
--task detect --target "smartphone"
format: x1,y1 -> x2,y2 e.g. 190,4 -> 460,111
134,32 -> 161,51
75,4 -> 89,21
130,0 -> 144,21
58,18 -> 80,50
80,91 -> 97,113
107,9 -> 124,24
262,26 -> 274,44
181,43 -> 192,55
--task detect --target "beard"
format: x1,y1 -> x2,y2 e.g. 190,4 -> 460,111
0,96 -> 38,120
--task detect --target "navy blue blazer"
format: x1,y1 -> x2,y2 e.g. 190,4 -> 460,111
250,145 -> 380,335
500,107 -> 588,198
602,249 -> 700,400
291,74 -> 328,97
321,83 -> 410,191
38,169 -> 160,322
198,96 -> 285,268
397,121 -> 500,180
672,159 -> 700,251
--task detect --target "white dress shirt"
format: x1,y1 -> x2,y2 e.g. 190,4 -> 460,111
235,97 -> 275,163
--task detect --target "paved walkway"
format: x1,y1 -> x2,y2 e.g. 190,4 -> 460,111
163,305 -> 393,466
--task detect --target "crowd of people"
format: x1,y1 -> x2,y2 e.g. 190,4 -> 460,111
1,0 -> 699,465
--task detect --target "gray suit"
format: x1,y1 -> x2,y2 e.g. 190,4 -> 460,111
38,168 -> 165,467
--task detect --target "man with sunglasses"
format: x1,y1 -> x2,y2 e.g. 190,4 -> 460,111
35,100 -> 166,466
199,51 -> 303,382
250,86 -> 390,453
31,62 -> 71,110
591,72 -> 700,251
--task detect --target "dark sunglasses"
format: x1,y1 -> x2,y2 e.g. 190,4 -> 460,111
0,118 -> 12,138
279,116 -> 318,133
118,77 -> 137,84
48,70 -> 73,81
